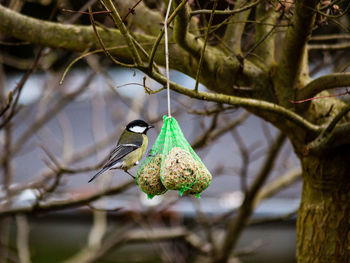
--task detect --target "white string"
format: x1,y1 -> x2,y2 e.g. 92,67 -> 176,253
164,0 -> 173,118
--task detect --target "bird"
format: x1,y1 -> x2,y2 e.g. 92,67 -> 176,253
88,120 -> 154,183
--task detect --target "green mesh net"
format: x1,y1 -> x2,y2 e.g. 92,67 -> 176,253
136,116 -> 212,199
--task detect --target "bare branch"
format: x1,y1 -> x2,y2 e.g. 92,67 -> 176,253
306,103 -> 350,153
88,7 -> 136,68
253,3 -> 279,66
222,0 -> 253,54
148,0 -> 189,71
274,0 -> 318,107
116,0 -> 163,35
255,168 -> 301,205
192,112 -> 249,149
148,70 -> 321,134
190,0 -> 261,16
308,42 -> 350,51
12,73 -> 95,154
16,215 -> 31,263
194,0 -> 218,92
0,181 -> 134,217
173,0 -> 202,57
215,132 -> 286,262
310,34 -> 350,41
298,72 -> 350,101
100,0 -> 143,65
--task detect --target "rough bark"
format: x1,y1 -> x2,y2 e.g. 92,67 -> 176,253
297,148 -> 350,262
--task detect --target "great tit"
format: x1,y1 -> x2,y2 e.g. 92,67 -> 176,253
88,120 -> 154,182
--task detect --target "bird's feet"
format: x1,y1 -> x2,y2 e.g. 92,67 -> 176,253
124,170 -> 136,179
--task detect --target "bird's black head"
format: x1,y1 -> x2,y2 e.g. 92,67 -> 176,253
126,120 -> 154,134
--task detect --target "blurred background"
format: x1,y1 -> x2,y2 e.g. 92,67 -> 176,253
1,0 -> 349,262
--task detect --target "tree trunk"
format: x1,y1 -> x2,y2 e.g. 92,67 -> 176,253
297,148 -> 350,262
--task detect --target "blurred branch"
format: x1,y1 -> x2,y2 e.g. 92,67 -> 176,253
63,0 -> 97,24
0,91 -> 13,117
310,34 -> 350,41
16,214 -> 31,263
190,0 -> 261,16
192,198 -> 217,258
249,208 -> 298,226
0,181 -> 134,217
122,0 -> 143,21
12,72 -> 95,154
231,129 -> 250,193
215,132 -> 286,263
67,226 -> 209,263
187,105 -> 236,115
308,42 -> 350,51
255,168 -> 301,205
192,112 -> 219,148
115,0 -> 163,35
0,47 -> 44,130
100,0 -> 143,65
192,111 -> 249,150
148,0 -> 188,71
88,7 -> 135,68
194,0 -> 218,92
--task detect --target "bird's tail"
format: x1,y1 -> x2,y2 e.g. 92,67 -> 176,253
88,167 -> 109,183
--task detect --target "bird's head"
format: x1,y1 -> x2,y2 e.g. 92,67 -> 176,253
126,120 -> 154,134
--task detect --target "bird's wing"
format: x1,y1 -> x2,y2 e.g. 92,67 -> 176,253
88,132 -> 144,183
103,143 -> 140,169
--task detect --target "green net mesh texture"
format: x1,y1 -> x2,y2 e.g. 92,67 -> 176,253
137,116 -> 212,198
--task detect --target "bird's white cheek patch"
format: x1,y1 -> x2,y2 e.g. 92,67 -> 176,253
129,126 -> 146,133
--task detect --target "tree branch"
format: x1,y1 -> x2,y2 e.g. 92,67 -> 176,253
173,0 -> 202,57
100,0 -> 143,65
274,0 -> 318,107
253,3 -> 279,66
308,42 -> 350,51
254,168 -> 301,205
306,103 -> 350,153
194,0 -> 218,92
190,0 -> 261,16
222,0 -> 253,54
0,4 -> 260,95
298,72 -> 350,101
215,132 -> 286,263
191,112 -> 249,149
0,181 -> 134,217
147,69 -> 321,134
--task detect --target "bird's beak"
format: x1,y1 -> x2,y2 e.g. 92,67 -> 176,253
148,124 -> 154,129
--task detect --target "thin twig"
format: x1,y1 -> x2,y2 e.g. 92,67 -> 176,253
190,0 -> 261,16
0,47 -> 45,129
146,70 -> 321,134
100,0 -> 143,65
194,0 -> 218,92
0,181 -> 134,217
88,6 -> 134,67
148,0 -> 189,71
62,9 -> 111,15
215,133 -> 286,262
291,89 -> 350,104
122,0 -> 143,21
